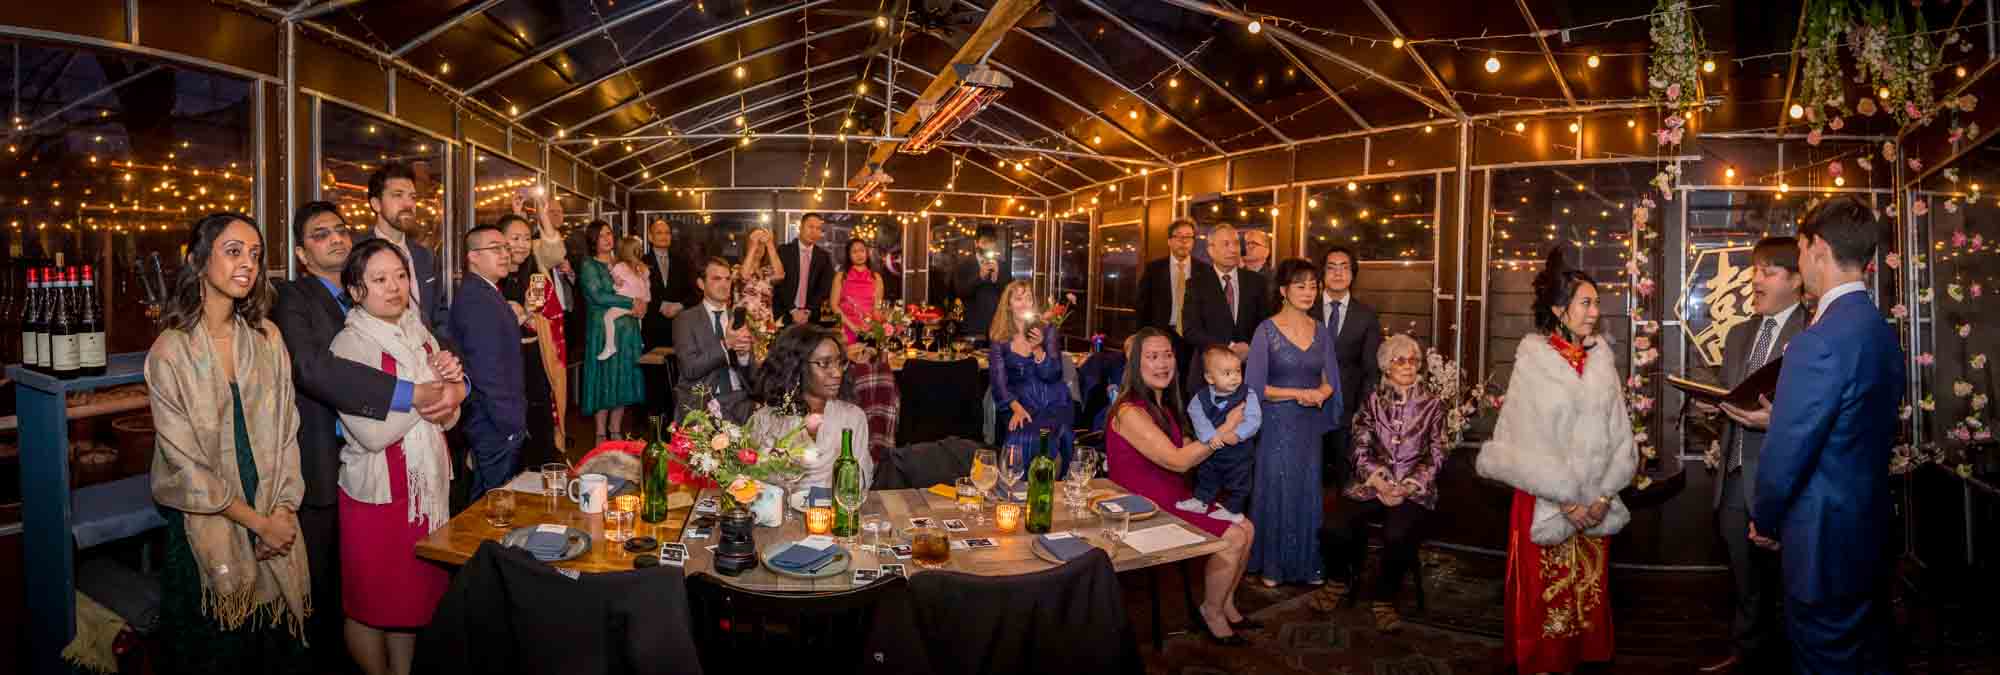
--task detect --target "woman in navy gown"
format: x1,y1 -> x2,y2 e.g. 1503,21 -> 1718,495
1246,257 -> 1342,586
989,280 -> 1074,467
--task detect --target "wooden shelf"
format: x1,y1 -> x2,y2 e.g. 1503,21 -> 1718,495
0,395 -> 147,432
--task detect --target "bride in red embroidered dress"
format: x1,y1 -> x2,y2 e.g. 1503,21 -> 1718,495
1477,248 -> 1638,674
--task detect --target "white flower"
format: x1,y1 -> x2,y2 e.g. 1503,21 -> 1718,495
1953,381 -> 1974,398
803,448 -> 821,464
1973,394 -> 1989,410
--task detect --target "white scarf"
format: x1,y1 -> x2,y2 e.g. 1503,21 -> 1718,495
1477,334 -> 1638,545
338,308 -> 454,530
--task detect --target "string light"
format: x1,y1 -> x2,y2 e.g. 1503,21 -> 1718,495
1247,19 -> 1262,34
1514,121 -> 1526,132
1391,37 -> 1405,49
1485,55 -> 1501,73
1702,59 -> 1716,73
1788,103 -> 1805,119
1586,54 -> 1601,68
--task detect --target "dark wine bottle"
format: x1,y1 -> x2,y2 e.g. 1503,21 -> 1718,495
79,265 -> 105,377
50,266 -> 80,379
33,267 -> 53,375
20,268 -> 41,373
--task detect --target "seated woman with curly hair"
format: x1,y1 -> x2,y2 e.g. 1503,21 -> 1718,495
745,324 -> 873,491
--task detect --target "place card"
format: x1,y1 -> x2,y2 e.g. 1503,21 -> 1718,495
683,526 -> 711,541
942,519 -> 969,533
535,523 -> 568,535
949,539 -> 968,550
909,517 -> 936,529
1045,531 -> 1076,540
852,568 -> 881,585
891,544 -> 913,559
797,534 -> 835,550
694,496 -> 720,514
880,563 -> 906,577
659,543 -> 688,567
1121,524 -> 1205,554
963,537 -> 997,549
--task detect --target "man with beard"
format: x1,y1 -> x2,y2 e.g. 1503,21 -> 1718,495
358,162 -> 451,339
272,201 -> 465,669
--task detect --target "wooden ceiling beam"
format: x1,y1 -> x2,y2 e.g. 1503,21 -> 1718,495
853,0 -> 1042,184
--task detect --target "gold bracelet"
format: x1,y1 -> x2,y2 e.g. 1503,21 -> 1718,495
1596,495 -> 1613,505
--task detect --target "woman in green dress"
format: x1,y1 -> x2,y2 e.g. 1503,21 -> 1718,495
579,219 -> 646,441
147,212 -> 312,674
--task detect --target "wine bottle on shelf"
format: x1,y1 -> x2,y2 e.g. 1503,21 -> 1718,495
1025,428 -> 1057,534
50,267 -> 79,379
79,265 -> 106,377
20,268 -> 41,373
33,267 -> 53,375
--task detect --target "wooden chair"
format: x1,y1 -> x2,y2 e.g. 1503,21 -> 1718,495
685,573 -> 913,674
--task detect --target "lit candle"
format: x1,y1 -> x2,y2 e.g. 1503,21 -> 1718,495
995,503 -> 1023,533
807,506 -> 834,535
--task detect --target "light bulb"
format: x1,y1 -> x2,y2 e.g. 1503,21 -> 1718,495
1878,87 -> 1891,100
1725,167 -> 1736,179
1247,19 -> 1262,34
734,65 -> 745,79
874,15 -> 886,28
1586,54 -> 1601,68
1834,176 -> 1846,187
1958,65 -> 1969,78
1779,182 -> 1790,193
1514,121 -> 1526,132
1702,59 -> 1716,73
1788,103 -> 1805,119
1423,125 -> 1433,133
1346,182 -> 1358,192
1128,109 -> 1139,120
1627,118 -> 1636,128
1485,56 -> 1500,73
857,83 -> 868,94
1568,122 -> 1580,133
1091,135 -> 1101,145
1168,77 -> 1179,88
1392,37 -> 1405,49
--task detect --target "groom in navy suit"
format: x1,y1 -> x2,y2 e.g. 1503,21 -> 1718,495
451,225 -> 530,497
1723,196 -> 1904,673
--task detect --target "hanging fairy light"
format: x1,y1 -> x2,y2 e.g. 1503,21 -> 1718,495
1788,104 -> 1805,119
1391,37 -> 1405,49
1514,121 -> 1526,133
1586,54 -> 1601,68
1702,59 -> 1716,73
1247,19 -> 1262,34
1485,55 -> 1501,73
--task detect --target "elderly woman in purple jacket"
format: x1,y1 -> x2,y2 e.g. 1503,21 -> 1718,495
1311,333 -> 1446,632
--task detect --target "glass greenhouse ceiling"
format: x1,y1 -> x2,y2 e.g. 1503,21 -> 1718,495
280,0 -> 1991,195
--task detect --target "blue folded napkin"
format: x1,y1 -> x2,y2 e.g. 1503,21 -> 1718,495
808,486 -> 832,507
1097,495 -> 1154,515
524,530 -> 568,560
1038,534 -> 1095,562
770,543 -> 837,571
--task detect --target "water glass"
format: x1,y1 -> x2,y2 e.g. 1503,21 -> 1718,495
604,509 -> 634,543
1097,509 -> 1131,546
540,463 -> 568,505
861,514 -> 888,555
484,488 -> 517,529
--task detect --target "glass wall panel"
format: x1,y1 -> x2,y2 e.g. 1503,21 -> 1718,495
1096,223 -> 1141,346
319,101 -> 447,251
1056,219 -> 1091,341
1483,164 -> 1653,436
1916,155 -> 1997,473
821,212 -> 904,303
0,42 -> 257,354
471,148 -> 539,237
929,216 -> 1031,315
1302,175 -> 1441,341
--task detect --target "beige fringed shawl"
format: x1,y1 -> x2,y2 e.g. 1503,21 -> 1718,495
146,316 -> 311,634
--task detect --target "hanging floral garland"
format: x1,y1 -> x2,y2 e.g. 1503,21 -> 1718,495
1852,2 -> 1943,127
1798,0 -> 1851,137
1647,0 -> 1709,117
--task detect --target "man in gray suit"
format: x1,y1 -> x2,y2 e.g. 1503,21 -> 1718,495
674,257 -> 756,422
1696,236 -> 1807,673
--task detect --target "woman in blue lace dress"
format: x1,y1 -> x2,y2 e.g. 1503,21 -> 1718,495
1245,257 -> 1342,586
989,280 -> 1074,469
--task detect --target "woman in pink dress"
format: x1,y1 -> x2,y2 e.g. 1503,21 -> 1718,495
835,238 -> 884,344
329,239 -> 458,675
1106,326 -> 1258,645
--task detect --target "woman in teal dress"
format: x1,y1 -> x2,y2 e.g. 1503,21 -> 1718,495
579,220 -> 646,441
147,213 -> 312,674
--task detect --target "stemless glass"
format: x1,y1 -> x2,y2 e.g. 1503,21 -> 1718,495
955,478 -> 983,524
861,514 -> 888,555
484,488 -> 516,529
540,463 -> 567,506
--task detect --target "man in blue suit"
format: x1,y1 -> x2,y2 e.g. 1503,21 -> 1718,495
1723,196 -> 1904,673
451,225 -> 529,497
359,162 -> 451,341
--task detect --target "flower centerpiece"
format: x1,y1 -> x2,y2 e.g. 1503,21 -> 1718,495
861,303 -> 913,353
908,303 -> 944,325
666,384 -> 812,512
1041,292 -> 1078,332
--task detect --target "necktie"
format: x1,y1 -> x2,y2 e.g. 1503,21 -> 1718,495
1221,272 -> 1235,318
712,309 -> 736,393
794,245 -> 810,311
1328,299 -> 1344,338
1731,317 -> 1778,472
1171,261 -> 1186,331
656,251 -> 670,288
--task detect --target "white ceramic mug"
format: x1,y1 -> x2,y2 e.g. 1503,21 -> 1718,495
567,473 -> 609,514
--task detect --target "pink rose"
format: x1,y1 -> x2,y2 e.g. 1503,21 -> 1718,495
1637,278 -> 1657,297
1858,98 -> 1878,116
1891,304 -> 1908,319
1974,283 -> 1985,298
1913,199 -> 1929,216
1667,83 -> 1682,102
1908,157 -> 1924,173
1906,102 -> 1923,119
1807,129 -> 1823,146
1886,252 -> 1902,269
1633,395 -> 1655,413
1830,116 -> 1846,130
1979,430 -> 1995,442
1829,160 -> 1844,177
1952,427 -> 1973,442
805,412 -> 825,436
1918,352 -> 1936,366
1655,128 -> 1675,146
1959,324 -> 1972,338
736,448 -> 760,464
1974,234 -> 1987,249
1950,127 -> 1965,144
1954,230 -> 1970,248
1882,142 -> 1898,160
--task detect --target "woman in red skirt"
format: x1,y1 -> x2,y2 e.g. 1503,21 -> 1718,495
331,239 -> 460,675
1476,249 -> 1638,673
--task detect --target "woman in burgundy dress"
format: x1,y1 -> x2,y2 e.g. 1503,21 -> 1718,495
1106,327 -> 1257,645
330,239 -> 459,675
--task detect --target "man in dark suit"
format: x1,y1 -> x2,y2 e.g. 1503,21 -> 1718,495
1241,228 -> 1273,280
952,226 -> 1006,343
273,201 -> 465,668
675,257 -> 756,422
772,212 -> 835,326
1308,246 -> 1381,486
1697,237 -> 1807,673
356,162 -> 450,341
1135,219 -> 1201,335
640,217 -> 694,347
1182,223 -> 1268,385
451,225 -> 530,497
1727,197 -> 1905,673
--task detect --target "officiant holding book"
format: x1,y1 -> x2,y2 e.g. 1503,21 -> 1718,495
1697,236 -> 1806,673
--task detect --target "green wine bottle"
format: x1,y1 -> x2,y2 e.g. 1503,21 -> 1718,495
832,429 -> 861,537
1026,429 -> 1057,534
641,416 -> 670,523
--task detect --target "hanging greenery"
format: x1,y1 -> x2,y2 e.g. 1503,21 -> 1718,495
1851,2 -> 1942,127
1647,0 -> 1708,116
1799,0 -> 1852,133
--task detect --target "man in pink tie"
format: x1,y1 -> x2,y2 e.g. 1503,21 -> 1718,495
1183,224 -> 1268,386
773,213 -> 835,326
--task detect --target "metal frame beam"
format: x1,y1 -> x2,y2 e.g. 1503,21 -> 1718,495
612,82 -> 860,181
1514,0 -> 1576,106
1075,0 -> 1292,143
518,0 -> 830,121
884,57 -> 1109,164
1360,0 -> 1464,117
289,0 -> 368,21
390,0 -> 506,58
587,52 -> 871,169
5,64 -> 162,139
562,19 -> 874,137
958,0 -> 1223,154
1157,0 -> 1456,119
463,0 -> 687,96
1265,34 -> 1370,130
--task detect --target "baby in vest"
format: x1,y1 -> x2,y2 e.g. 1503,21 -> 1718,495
597,235 -> 651,360
1179,345 -> 1261,523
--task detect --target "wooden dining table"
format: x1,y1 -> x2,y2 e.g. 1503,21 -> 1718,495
415,478 -> 1229,589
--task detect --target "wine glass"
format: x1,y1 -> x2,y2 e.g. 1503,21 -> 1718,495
919,325 -> 935,354
999,444 -> 1027,503
777,463 -> 809,527
969,448 -> 999,524
834,480 -> 867,547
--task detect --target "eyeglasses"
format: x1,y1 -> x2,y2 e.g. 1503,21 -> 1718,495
808,358 -> 845,371
1389,355 -> 1420,367
306,225 -> 353,242
1168,235 -> 1196,242
468,244 -> 509,255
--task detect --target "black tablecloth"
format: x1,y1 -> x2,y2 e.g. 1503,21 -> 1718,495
894,357 -> 986,445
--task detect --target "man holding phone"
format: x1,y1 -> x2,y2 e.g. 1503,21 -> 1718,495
955,226 -> 1005,344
